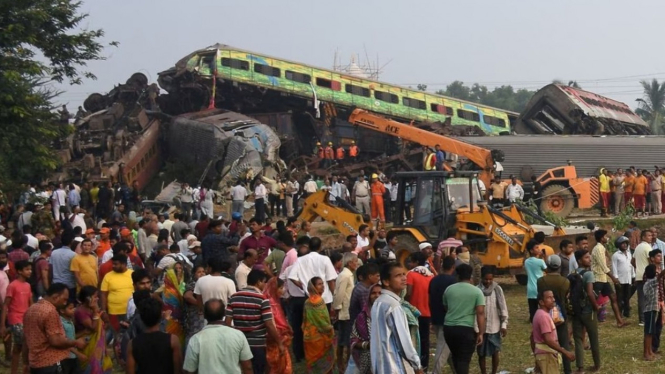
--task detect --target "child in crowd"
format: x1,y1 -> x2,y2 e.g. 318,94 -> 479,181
60,301 -> 86,373
0,260 -> 32,374
643,264 -> 663,361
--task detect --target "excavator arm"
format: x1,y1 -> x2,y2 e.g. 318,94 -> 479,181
297,190 -> 371,237
347,109 -> 497,186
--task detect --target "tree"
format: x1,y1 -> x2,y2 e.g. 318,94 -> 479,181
439,81 -> 471,101
0,0 -> 115,189
635,79 -> 665,135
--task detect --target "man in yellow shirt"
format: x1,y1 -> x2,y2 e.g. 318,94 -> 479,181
70,238 -> 98,291
100,254 -> 134,334
489,177 -> 508,207
599,168 -> 611,217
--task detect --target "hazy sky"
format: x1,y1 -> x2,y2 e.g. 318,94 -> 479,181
57,0 -> 665,110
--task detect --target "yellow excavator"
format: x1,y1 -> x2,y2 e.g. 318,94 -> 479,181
297,110 -> 576,282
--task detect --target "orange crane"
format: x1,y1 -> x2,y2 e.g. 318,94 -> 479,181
347,109 -> 598,218
348,109 -> 500,188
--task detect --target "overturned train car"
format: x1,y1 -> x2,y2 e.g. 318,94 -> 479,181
514,84 -> 650,135
166,109 -> 283,187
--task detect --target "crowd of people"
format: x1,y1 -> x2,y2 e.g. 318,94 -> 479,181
598,166 -> 665,217
0,165 -> 664,374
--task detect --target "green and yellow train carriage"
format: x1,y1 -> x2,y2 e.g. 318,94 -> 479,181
168,44 -> 515,135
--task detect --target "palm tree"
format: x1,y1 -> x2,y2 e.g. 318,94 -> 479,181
635,79 -> 665,134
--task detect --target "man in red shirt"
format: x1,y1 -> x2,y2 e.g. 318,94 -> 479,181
406,251 -> 434,369
238,218 -> 277,272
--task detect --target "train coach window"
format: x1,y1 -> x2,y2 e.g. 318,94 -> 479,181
315,77 -> 342,91
285,70 -> 311,84
254,63 -> 280,77
221,58 -> 249,70
345,84 -> 371,97
430,103 -> 454,115
375,90 -> 399,103
457,109 -> 480,122
484,115 -> 506,128
403,97 -> 426,110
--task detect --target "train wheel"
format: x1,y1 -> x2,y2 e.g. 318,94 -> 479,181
539,184 -> 574,218
393,232 -> 420,266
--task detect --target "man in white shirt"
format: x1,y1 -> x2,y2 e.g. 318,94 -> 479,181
52,183 -> 67,219
303,176 -> 318,198
330,176 -> 343,205
194,257 -> 237,306
254,180 -> 267,222
611,236 -> 634,319
231,181 -> 248,217
352,175 -> 371,215
22,225 -> 39,249
505,176 -> 524,203
285,176 -> 298,218
68,207 -> 87,232
288,237 -> 337,305
635,230 -> 654,325
286,237 -> 336,362
235,249 -> 257,289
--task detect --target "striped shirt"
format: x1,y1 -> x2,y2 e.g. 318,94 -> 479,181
226,287 -> 273,347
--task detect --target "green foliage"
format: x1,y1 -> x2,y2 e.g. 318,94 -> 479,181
435,81 -> 536,113
612,204 -> 636,231
635,79 -> 665,135
0,0 -> 115,189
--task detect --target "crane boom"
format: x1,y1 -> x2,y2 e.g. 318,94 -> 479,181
347,109 -> 497,186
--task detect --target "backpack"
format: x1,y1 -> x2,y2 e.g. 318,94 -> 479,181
566,269 -> 589,316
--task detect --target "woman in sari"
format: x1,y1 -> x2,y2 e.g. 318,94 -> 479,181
303,277 -> 336,374
162,262 -> 187,346
263,277 -> 293,374
74,286 -> 113,374
350,284 -> 382,374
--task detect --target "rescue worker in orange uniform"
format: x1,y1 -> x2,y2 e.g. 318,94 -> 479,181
370,173 -> 386,226
324,142 -> 334,168
336,144 -> 345,165
314,141 -> 324,168
349,140 -> 359,163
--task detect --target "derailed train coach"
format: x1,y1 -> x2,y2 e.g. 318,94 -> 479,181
166,109 -> 284,186
514,84 -> 650,135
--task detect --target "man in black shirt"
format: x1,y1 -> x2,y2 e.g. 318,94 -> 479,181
429,255 -> 458,373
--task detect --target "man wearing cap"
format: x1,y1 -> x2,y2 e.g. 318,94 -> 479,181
96,227 -> 111,258
419,242 -> 438,276
189,241 -> 203,269
537,255 -> 572,374
612,236 -> 634,318
370,174 -> 386,225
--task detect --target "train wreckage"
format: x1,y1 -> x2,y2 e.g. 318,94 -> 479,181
49,44 -> 656,203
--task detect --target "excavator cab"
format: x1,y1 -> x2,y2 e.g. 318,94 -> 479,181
391,171 -> 482,260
